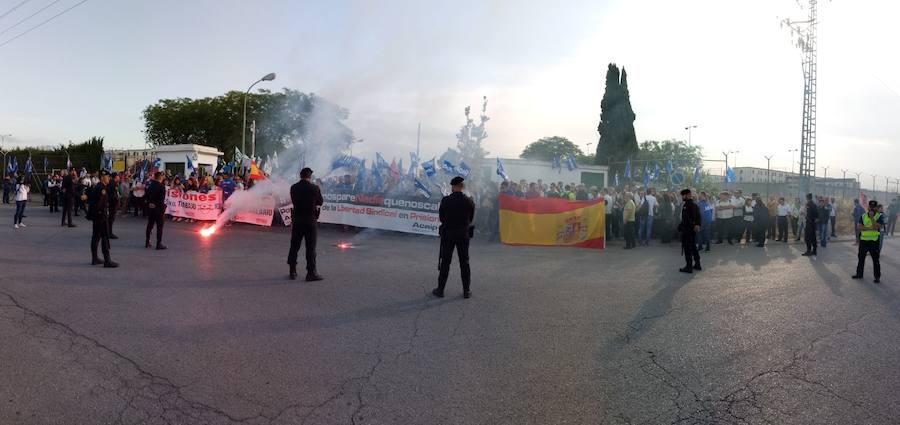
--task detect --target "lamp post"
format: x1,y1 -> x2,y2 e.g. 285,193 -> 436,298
764,154 -> 774,199
348,138 -> 364,157
0,133 -> 11,181
871,174 -> 878,193
788,148 -> 798,174
242,73 -> 276,156
840,169 -> 848,199
684,125 -> 698,146
822,166 -> 829,197
722,150 -> 738,187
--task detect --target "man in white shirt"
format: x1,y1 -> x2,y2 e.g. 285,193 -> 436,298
776,197 -> 790,242
715,192 -> 735,244
829,197 -> 837,237
731,190 -> 746,243
640,188 -> 658,246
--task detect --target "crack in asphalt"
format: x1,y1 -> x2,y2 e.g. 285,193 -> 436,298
0,290 -> 274,425
612,308 -> 893,425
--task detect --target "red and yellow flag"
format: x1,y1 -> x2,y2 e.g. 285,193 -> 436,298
248,160 -> 266,180
499,195 -> 605,249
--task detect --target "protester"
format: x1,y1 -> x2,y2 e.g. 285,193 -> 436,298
715,192 -> 734,244
818,197 -> 831,249
678,188 -> 701,273
802,193 -> 819,256
852,198 -> 865,245
145,171 -> 167,250
753,194 -> 769,248
13,177 -> 28,229
741,197 -> 754,244
61,169 -> 77,227
623,191 -> 636,249
697,192 -> 714,252
776,197 -> 790,242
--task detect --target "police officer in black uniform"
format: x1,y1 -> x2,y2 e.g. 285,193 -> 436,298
61,169 -> 77,227
107,172 -> 120,239
145,171 -> 167,250
802,193 -> 819,256
288,167 -> 324,281
678,188 -> 702,273
433,176 -> 476,298
87,170 -> 118,268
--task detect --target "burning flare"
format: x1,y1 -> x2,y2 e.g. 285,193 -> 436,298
200,225 -> 217,238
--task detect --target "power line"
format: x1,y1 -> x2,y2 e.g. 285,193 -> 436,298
0,0 -> 88,48
0,0 -> 62,37
0,0 -> 33,20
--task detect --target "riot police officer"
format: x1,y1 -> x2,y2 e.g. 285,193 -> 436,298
87,170 -> 118,268
288,167 -> 324,281
678,188 -> 702,273
433,176 -> 476,299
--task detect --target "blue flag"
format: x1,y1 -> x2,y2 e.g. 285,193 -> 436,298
153,157 -> 162,171
42,156 -> 48,172
725,166 -> 736,183
186,155 -> 195,174
66,155 -> 72,170
672,171 -> 685,185
652,163 -> 660,181
409,152 -> 419,175
24,156 -> 33,178
102,153 -> 112,172
457,161 -> 471,178
7,156 -> 17,174
565,154 -> 577,171
666,160 -> 673,174
375,152 -> 390,170
624,159 -> 632,179
397,159 -> 404,179
642,165 -> 649,186
496,157 -> 509,181
441,160 -> 456,174
552,155 -> 561,172
693,164 -> 701,185
354,159 -> 367,191
414,178 -> 432,199
422,159 -> 436,178
614,173 -> 620,187
371,160 -> 384,191
331,155 -> 359,171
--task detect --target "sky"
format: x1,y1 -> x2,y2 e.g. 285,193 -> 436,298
1,0 -> 898,189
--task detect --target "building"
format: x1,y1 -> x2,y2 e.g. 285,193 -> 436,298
107,144 -> 224,176
490,158 -> 608,188
729,166 -> 861,199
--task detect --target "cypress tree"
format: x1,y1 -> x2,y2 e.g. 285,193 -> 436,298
594,63 -> 639,177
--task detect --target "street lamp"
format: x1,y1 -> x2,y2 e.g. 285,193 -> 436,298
788,148 -> 798,174
348,138 -> 364,157
822,166 -> 829,197
242,73 -> 276,157
871,174 -> 878,193
764,154 -> 774,199
840,169 -> 849,199
722,150 -> 738,187
0,133 -> 11,181
684,125 -> 698,146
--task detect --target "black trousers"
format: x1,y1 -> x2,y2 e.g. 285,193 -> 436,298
91,218 -> 111,262
61,197 -> 74,226
605,214 -> 614,240
287,221 -> 317,272
681,230 -> 700,267
146,211 -> 165,244
805,225 -> 817,253
777,216 -> 789,241
754,222 -> 767,245
624,222 -> 636,248
856,240 -> 881,279
108,209 -> 116,236
437,229 -> 470,293
49,190 -> 59,212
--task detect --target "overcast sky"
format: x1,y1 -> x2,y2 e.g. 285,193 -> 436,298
1,0 -> 898,189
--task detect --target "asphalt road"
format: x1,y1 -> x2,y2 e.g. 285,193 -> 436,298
2,202 -> 900,425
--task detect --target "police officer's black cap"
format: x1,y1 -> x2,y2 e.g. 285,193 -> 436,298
300,168 -> 313,178
450,176 -> 465,186
680,188 -> 692,196
869,200 -> 878,207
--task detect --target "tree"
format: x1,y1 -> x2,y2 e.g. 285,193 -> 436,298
520,136 -> 584,162
595,64 -> 638,175
4,137 -> 104,174
635,140 -> 702,169
142,89 -> 354,160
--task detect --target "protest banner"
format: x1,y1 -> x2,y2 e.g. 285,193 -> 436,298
232,195 -> 276,226
499,194 -> 606,249
276,190 -> 440,236
164,189 -> 223,221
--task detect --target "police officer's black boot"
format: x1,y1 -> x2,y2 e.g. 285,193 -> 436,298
305,271 -> 324,282
289,265 -> 297,280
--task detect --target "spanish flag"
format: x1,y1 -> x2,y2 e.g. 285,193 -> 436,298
248,160 -> 266,180
499,195 -> 605,249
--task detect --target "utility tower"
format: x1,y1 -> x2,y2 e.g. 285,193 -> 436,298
783,0 -> 819,196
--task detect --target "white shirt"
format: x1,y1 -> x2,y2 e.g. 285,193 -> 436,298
716,199 -> 734,219
14,184 -> 28,201
744,205 -> 754,221
777,204 -> 790,216
644,194 -> 658,216
830,206 -> 836,217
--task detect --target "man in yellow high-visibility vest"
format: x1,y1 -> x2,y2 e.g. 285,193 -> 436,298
852,200 -> 885,283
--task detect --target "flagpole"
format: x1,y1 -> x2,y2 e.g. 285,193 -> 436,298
416,122 -> 421,160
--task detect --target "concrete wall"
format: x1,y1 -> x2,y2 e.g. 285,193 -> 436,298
489,158 -> 608,188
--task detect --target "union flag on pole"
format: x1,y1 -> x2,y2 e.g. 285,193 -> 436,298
499,195 -> 606,249
249,160 -> 266,180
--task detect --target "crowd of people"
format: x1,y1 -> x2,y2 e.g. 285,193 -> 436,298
466,179 -> 900,253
